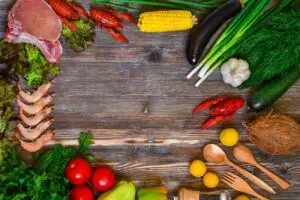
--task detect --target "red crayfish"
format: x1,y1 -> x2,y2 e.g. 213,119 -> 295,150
90,7 -> 137,43
192,96 -> 245,129
48,0 -> 89,31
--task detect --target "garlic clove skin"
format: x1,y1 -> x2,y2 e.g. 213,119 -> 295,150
221,58 -> 251,87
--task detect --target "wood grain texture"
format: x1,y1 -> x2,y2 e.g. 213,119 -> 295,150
1,0 -> 300,199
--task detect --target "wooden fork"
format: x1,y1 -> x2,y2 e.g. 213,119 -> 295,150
222,172 -> 269,200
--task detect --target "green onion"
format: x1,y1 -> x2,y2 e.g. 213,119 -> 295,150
109,0 -> 187,9
166,0 -> 226,9
186,0 -> 260,79
187,0 -> 294,86
99,2 -> 140,12
94,0 -> 203,14
92,0 -> 224,14
198,0 -> 270,77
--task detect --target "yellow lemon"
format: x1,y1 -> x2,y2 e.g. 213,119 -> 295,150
219,128 -> 239,146
234,195 -> 250,200
189,160 -> 207,178
203,172 -> 219,188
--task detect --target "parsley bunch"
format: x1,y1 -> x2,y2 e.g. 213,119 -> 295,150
0,132 -> 94,200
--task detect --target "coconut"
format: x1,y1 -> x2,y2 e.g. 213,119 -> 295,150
244,114 -> 300,155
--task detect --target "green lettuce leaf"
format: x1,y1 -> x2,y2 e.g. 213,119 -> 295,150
62,19 -> 95,52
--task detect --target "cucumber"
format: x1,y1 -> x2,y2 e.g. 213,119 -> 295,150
249,65 -> 300,111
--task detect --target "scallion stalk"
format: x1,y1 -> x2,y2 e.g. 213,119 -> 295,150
100,2 -> 140,12
193,0 -> 294,86
94,0 -> 202,13
93,0 -> 223,14
187,0 -> 272,85
198,0 -> 271,78
195,0 -> 259,73
185,0 -> 258,79
95,0 -> 181,8
166,0 -> 226,9
195,60 -> 223,87
210,0 -> 257,49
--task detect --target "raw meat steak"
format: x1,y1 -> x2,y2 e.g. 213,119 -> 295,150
5,31 -> 63,63
5,0 -> 63,63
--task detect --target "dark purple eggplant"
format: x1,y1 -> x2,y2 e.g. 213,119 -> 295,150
186,0 -> 243,65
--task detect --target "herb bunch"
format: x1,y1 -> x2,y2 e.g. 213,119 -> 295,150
0,132 -> 94,200
236,8 -> 300,89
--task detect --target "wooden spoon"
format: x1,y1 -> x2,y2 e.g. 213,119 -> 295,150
233,144 -> 290,189
203,144 -> 276,194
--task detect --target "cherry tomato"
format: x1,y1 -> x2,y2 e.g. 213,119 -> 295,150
65,158 -> 92,185
91,166 -> 116,192
70,185 -> 94,200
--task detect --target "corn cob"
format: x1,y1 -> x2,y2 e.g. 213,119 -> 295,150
138,10 -> 197,32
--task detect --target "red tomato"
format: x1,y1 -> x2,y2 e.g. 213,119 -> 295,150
65,158 -> 92,185
91,166 -> 116,192
70,185 -> 94,200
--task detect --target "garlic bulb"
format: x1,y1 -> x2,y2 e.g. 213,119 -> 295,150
221,58 -> 251,87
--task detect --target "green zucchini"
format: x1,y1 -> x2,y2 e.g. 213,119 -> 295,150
249,65 -> 300,111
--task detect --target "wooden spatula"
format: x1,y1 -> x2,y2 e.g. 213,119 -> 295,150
222,172 -> 269,200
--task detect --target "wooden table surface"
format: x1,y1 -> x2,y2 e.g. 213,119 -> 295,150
1,1 -> 299,199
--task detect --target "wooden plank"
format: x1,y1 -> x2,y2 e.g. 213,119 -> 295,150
0,0 -> 299,199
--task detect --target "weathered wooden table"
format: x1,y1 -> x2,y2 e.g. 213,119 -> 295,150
1,1 -> 299,199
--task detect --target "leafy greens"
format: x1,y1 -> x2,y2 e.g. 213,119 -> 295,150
0,80 -> 17,137
23,45 -> 60,87
0,40 -> 60,88
0,132 -> 94,200
62,19 -> 95,52
235,8 -> 300,89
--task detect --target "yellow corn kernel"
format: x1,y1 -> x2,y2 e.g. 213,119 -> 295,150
138,10 -> 197,32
